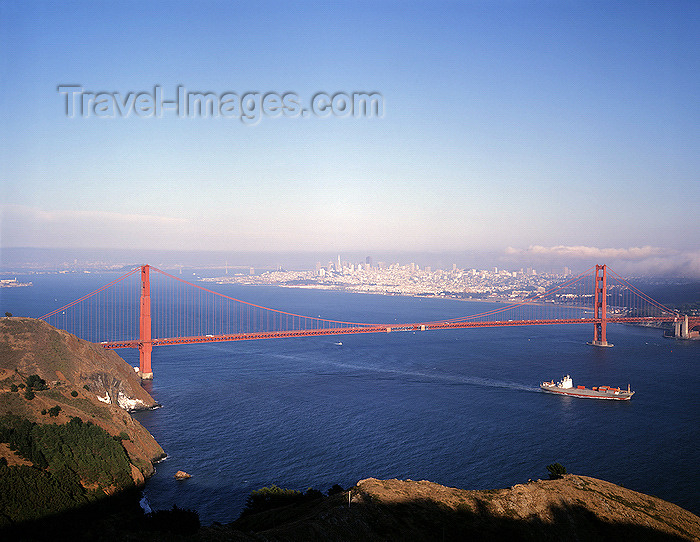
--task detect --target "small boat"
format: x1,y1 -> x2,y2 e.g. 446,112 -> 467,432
540,375 -> 634,400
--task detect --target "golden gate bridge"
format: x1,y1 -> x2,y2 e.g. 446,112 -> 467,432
39,264 -> 699,379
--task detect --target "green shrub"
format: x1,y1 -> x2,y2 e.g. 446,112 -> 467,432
547,462 -> 567,479
113,431 -> 130,442
305,487 -> 323,500
328,484 -> 345,496
10,384 -> 18,392
24,390 -> 35,400
241,485 -> 305,516
240,484 -> 327,517
71,390 -> 78,397
26,374 -> 48,391
48,406 -> 62,417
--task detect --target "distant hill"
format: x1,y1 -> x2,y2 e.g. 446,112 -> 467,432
0,318 -> 164,528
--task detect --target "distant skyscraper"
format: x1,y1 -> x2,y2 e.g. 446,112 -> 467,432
366,255 -> 373,268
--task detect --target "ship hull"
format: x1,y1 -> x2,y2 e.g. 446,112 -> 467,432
540,384 -> 633,400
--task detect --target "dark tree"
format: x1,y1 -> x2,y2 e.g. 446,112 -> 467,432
241,485 -> 305,516
547,462 -> 567,479
305,487 -> 323,500
328,484 -> 345,496
26,374 -> 48,391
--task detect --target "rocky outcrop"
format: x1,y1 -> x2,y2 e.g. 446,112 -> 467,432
174,470 -> 192,480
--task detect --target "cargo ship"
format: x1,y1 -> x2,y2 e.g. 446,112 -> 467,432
540,375 -> 634,400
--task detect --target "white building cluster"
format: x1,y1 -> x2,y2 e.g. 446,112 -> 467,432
204,258 -> 573,300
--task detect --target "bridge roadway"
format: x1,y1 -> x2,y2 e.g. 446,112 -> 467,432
100,316 -> 689,349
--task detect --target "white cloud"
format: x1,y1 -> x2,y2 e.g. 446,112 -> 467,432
505,245 -> 669,260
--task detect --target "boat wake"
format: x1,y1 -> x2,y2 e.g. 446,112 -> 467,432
318,360 -> 540,393
199,343 -> 539,392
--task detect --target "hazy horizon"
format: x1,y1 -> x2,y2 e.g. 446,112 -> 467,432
3,246 -> 700,280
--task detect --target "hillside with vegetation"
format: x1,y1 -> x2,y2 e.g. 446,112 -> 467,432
0,317 -> 164,529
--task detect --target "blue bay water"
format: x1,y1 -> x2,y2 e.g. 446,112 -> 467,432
2,272 -> 699,522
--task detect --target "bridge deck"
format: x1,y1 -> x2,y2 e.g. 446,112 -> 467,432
100,316 -> 684,349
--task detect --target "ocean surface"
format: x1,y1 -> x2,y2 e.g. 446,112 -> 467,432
2,271 -> 699,523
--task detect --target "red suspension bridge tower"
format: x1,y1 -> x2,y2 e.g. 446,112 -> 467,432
591,264 -> 612,347
139,265 -> 153,379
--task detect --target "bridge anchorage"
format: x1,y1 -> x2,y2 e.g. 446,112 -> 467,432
39,263 -> 699,380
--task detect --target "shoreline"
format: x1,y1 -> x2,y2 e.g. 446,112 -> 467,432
203,278 -> 607,314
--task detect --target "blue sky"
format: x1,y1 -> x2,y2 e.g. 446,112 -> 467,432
1,1 -> 699,275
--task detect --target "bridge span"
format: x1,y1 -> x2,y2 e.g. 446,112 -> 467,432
41,264 -> 699,379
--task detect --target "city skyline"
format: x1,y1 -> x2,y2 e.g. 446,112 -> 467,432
1,2 -> 699,277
